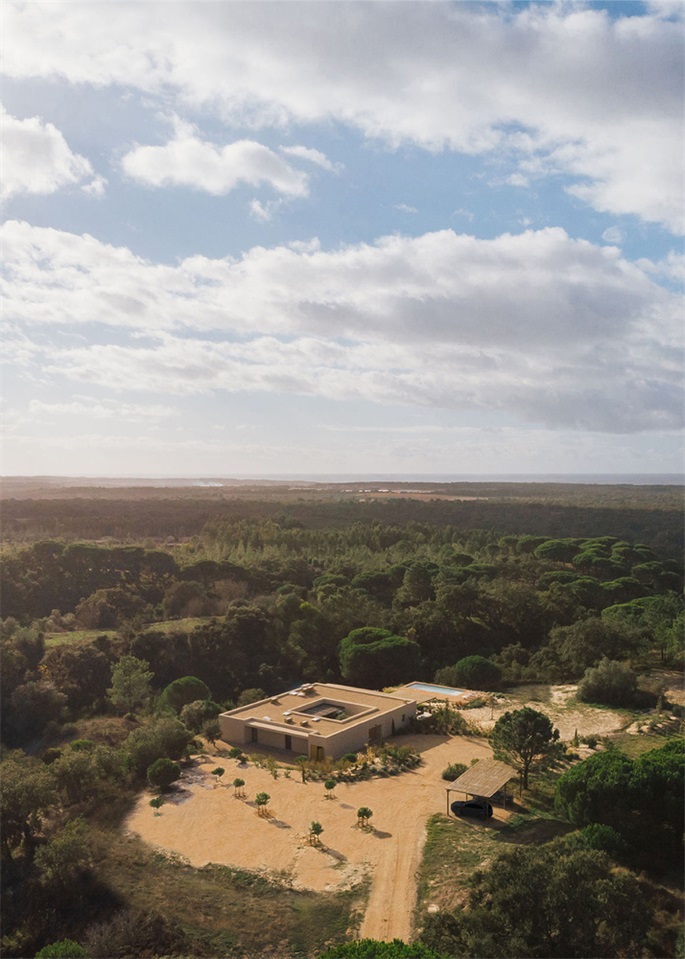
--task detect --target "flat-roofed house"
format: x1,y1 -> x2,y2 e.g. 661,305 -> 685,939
218,682 -> 417,761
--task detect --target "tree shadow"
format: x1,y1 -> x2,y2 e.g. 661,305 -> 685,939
268,818 -> 291,829
322,846 -> 347,862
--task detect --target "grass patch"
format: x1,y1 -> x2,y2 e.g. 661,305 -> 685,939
610,729 -> 683,759
44,628 -> 117,648
93,829 -> 365,957
415,807 -> 572,924
44,618 -> 211,648
143,617 -> 212,634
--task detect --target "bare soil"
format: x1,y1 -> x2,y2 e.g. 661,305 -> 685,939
126,734 -> 497,942
126,683 -> 650,942
464,683 -> 634,740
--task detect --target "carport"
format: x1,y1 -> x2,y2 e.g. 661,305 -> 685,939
445,758 -> 517,814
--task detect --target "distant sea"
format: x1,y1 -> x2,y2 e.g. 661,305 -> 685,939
208,473 -> 684,485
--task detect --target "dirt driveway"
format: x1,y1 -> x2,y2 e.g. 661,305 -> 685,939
125,734 -> 495,942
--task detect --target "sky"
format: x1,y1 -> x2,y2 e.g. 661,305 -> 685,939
1,0 -> 683,478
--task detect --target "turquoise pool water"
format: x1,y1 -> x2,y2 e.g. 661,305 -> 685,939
407,681 -> 466,696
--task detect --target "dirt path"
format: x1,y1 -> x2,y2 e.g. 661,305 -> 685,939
125,735 -> 494,942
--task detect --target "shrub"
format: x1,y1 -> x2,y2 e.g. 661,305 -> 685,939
236,687 -> 267,706
179,698 -> 222,732
435,655 -> 502,691
35,940 -> 88,958
124,717 -> 194,777
147,757 -> 181,790
442,762 -> 468,782
578,658 -> 638,708
576,823 -> 629,858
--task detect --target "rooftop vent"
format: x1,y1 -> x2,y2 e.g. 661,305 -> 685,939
262,716 -> 272,722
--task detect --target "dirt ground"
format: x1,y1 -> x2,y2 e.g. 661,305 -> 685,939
125,683 -> 654,942
464,683 -> 634,741
125,734 -> 496,942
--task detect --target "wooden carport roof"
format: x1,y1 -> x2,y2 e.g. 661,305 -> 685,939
445,758 -> 517,813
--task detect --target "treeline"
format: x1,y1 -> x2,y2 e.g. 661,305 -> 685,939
2,525 -> 682,745
2,493 -> 683,556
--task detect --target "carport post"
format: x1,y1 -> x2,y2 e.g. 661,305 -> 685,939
446,787 -> 450,816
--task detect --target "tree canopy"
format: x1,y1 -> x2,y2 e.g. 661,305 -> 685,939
420,842 -> 650,959
490,707 -> 559,789
107,655 -> 153,714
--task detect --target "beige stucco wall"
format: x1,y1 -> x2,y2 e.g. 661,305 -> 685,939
220,696 -> 416,760
306,699 -> 415,759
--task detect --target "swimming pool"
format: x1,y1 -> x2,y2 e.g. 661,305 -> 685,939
406,681 -> 466,697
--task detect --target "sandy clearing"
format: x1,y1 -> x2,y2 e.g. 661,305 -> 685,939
463,684 -> 632,741
125,734 -> 496,942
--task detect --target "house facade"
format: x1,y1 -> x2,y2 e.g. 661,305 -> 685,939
218,682 -> 417,760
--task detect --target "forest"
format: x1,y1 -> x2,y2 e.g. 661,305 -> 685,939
1,482 -> 683,958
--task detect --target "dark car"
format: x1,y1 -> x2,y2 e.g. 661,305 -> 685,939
451,798 -> 493,819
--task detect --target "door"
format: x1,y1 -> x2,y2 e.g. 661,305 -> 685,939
284,734 -> 292,751
368,724 -> 382,744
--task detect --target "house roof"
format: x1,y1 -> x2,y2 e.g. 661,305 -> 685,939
220,682 -> 415,740
446,758 -> 517,798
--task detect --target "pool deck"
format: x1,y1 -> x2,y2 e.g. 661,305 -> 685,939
392,682 -> 483,706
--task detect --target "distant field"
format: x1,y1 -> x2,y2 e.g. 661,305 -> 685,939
44,617 -> 212,647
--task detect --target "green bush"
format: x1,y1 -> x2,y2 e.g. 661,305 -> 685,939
35,940 -> 88,958
147,757 -> 181,790
434,655 -> 501,691
441,762 -> 468,782
578,658 -> 638,707
124,717 -> 193,777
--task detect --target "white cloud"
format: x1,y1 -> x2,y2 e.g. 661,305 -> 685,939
2,2 -> 682,231
3,220 -> 680,434
28,397 -> 174,421
0,104 -> 105,199
635,250 -> 685,284
248,198 -> 281,222
393,203 -> 418,214
601,226 -> 624,244
280,145 -> 342,172
122,121 -> 308,196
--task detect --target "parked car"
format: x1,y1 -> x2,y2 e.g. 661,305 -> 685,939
451,798 -> 493,819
